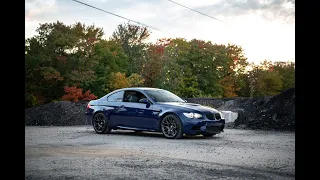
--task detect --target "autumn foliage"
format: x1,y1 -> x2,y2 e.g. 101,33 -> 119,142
61,86 -> 97,102
25,21 -> 295,107
108,72 -> 131,91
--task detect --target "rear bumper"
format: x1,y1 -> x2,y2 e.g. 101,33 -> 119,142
182,119 -> 225,135
85,112 -> 93,125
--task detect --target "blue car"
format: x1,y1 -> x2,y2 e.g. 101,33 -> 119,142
85,87 -> 225,139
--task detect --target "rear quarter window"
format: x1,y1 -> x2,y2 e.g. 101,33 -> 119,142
107,91 -> 124,102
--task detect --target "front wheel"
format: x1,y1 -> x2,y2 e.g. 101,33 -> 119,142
161,114 -> 183,139
93,113 -> 111,134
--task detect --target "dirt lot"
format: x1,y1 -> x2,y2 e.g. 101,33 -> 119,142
25,126 -> 295,180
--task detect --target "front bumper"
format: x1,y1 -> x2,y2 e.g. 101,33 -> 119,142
182,119 -> 225,135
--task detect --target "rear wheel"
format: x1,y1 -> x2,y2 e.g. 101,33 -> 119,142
93,113 -> 111,134
161,114 -> 183,139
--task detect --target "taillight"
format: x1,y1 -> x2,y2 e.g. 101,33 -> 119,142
86,103 -> 91,110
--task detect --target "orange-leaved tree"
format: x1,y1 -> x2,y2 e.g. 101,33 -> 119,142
61,86 -> 98,102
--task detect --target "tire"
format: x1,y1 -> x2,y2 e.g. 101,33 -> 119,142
203,133 -> 216,137
134,130 -> 143,133
161,114 -> 183,139
92,112 -> 111,134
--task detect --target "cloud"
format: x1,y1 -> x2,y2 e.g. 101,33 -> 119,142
168,0 -> 294,24
25,0 -> 56,21
221,0 -> 295,23
25,0 -> 294,63
86,0 -> 110,2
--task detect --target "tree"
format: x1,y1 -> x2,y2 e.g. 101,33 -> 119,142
235,73 -> 251,97
128,73 -> 145,87
25,21 -> 104,105
111,23 -> 150,75
61,86 -> 97,102
246,60 -> 284,97
27,21 -> 289,107
176,70 -> 201,98
273,61 -> 295,91
255,70 -> 283,96
188,40 -> 224,97
89,40 -> 128,97
141,38 -> 171,87
158,38 -> 191,94
108,72 -> 130,91
219,75 -> 239,97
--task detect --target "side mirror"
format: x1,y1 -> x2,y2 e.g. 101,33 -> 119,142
139,98 -> 150,104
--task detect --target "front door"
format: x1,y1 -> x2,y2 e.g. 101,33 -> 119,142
121,90 -> 158,130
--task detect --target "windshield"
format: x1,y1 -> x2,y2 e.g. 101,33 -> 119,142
144,89 -> 185,103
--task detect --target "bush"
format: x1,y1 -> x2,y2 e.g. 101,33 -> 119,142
25,93 -> 44,107
61,86 -> 98,102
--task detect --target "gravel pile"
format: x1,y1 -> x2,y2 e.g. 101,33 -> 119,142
235,88 -> 295,131
25,101 -> 89,126
25,89 -> 295,131
186,88 -> 295,131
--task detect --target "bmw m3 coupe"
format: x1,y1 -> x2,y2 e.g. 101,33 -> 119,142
85,87 -> 225,139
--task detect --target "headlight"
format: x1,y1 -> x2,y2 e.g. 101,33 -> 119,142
183,112 -> 202,119
219,112 -> 225,119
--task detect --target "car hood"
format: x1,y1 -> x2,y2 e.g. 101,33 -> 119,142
157,102 -> 220,113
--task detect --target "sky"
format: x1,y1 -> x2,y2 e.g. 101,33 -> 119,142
25,0 -> 295,64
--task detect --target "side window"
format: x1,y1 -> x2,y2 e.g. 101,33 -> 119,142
123,91 -> 147,103
107,91 -> 124,102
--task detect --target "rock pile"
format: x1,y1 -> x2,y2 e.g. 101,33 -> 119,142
25,101 -> 88,126
186,88 -> 295,131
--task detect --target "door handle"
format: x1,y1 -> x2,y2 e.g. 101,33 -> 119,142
117,105 -> 125,111
137,110 -> 144,114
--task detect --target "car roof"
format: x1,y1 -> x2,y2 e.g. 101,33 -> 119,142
99,87 -> 168,101
117,87 -> 163,91
101,87 -> 165,99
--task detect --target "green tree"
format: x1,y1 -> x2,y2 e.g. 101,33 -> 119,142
177,70 -> 200,98
188,40 -> 224,97
236,73 -> 251,97
273,61 -> 295,91
111,23 -> 150,75
128,73 -> 145,87
246,60 -> 284,97
255,70 -> 283,96
158,38 -> 191,94
142,39 -> 171,87
90,40 -> 128,97
25,21 -> 103,105
225,44 -> 249,96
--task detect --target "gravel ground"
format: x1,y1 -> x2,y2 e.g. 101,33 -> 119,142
25,126 -> 295,180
